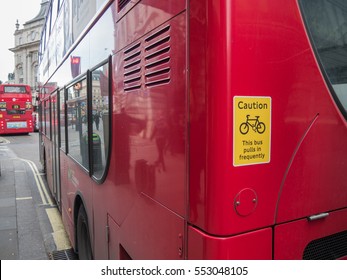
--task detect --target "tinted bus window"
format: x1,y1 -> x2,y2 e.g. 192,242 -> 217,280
91,63 -> 110,180
67,79 -> 89,169
51,0 -> 58,28
46,98 -> 51,138
60,89 -> 66,151
300,0 -> 347,117
44,99 -> 51,138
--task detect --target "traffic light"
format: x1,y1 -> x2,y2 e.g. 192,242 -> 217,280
71,56 -> 81,78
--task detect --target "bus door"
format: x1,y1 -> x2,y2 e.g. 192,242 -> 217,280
51,92 -> 61,207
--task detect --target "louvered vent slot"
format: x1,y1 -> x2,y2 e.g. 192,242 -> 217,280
119,0 -> 131,11
124,42 -> 142,91
144,25 -> 171,88
303,230 -> 347,260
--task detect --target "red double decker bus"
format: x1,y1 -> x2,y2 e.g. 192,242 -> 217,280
0,84 -> 34,135
38,0 -> 347,259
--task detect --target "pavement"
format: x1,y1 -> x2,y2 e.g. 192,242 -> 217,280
0,136 -> 71,260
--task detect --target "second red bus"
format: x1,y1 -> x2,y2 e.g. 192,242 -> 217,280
0,84 -> 34,135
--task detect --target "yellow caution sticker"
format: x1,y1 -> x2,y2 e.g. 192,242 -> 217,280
233,96 -> 271,166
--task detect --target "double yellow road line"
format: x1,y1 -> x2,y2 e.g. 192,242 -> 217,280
20,158 -> 53,206
19,158 -> 71,251
2,137 -> 71,251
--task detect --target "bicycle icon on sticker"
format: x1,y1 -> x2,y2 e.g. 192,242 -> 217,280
239,115 -> 266,135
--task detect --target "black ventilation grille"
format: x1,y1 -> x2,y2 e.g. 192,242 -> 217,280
144,25 -> 171,88
124,43 -> 142,92
49,249 -> 78,260
122,25 -> 171,92
303,230 -> 347,260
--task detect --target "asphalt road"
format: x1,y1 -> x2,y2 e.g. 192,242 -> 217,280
0,132 -> 72,260
2,133 -> 41,167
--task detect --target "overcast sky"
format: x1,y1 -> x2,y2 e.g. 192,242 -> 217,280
0,0 -> 43,82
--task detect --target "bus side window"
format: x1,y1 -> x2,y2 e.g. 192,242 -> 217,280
91,63 -> 110,180
45,99 -> 50,137
59,89 -> 66,152
66,78 -> 89,170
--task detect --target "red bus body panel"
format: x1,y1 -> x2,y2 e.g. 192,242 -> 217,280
190,0 -> 347,234
93,0 -> 188,259
188,226 -> 272,260
188,0 -> 347,259
275,208 -> 347,259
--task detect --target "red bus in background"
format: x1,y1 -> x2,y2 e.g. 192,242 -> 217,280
0,84 -> 34,135
38,0 -> 347,260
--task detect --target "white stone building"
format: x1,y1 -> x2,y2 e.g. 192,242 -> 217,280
9,0 -> 49,96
